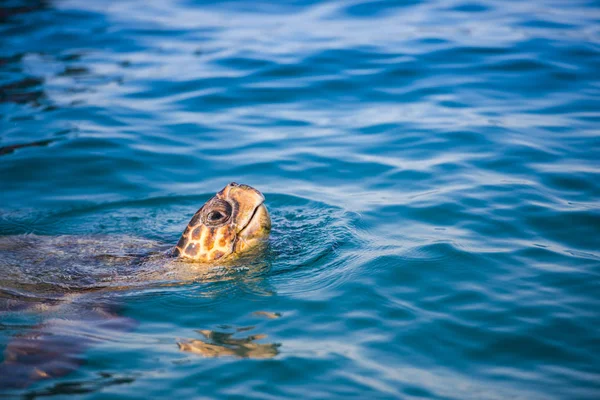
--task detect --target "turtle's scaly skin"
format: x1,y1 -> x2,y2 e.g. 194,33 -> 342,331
174,182 -> 271,262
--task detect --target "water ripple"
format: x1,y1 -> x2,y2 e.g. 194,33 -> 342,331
1,0 -> 600,398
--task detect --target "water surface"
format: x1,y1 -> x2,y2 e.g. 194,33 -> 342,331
1,0 -> 599,398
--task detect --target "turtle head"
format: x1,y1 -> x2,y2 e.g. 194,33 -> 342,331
174,183 -> 271,262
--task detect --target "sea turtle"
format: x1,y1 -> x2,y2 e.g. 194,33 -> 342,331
0,182 -> 273,388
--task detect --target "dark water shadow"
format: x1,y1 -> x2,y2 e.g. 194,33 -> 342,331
0,0 -> 49,23
0,139 -> 56,156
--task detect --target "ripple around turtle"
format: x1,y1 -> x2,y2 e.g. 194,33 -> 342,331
0,192 -> 362,305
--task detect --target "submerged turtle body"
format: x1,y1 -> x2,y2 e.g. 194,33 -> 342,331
1,182 -> 270,292
0,183 -> 271,388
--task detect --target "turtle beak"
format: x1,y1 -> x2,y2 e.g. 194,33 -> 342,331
214,182 -> 271,255
218,183 -> 265,232
235,203 -> 271,253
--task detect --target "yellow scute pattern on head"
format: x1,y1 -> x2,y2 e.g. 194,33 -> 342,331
174,183 -> 270,263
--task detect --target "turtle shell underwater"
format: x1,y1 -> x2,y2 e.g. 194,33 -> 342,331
0,183 -> 272,388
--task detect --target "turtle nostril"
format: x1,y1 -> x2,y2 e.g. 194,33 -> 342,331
229,182 -> 238,187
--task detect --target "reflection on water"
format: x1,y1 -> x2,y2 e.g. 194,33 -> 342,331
179,325 -> 280,360
251,311 -> 281,319
11,372 -> 137,398
179,311 -> 281,360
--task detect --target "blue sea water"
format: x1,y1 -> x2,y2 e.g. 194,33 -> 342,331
1,0 -> 600,398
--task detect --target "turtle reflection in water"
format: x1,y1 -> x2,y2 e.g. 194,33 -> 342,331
0,183 -> 277,388
179,316 -> 281,360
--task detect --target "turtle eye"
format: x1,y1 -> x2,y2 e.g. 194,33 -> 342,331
208,211 -> 224,221
202,199 -> 232,226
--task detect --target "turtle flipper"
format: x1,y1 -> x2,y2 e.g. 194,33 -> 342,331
0,322 -> 89,388
0,304 -> 137,389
